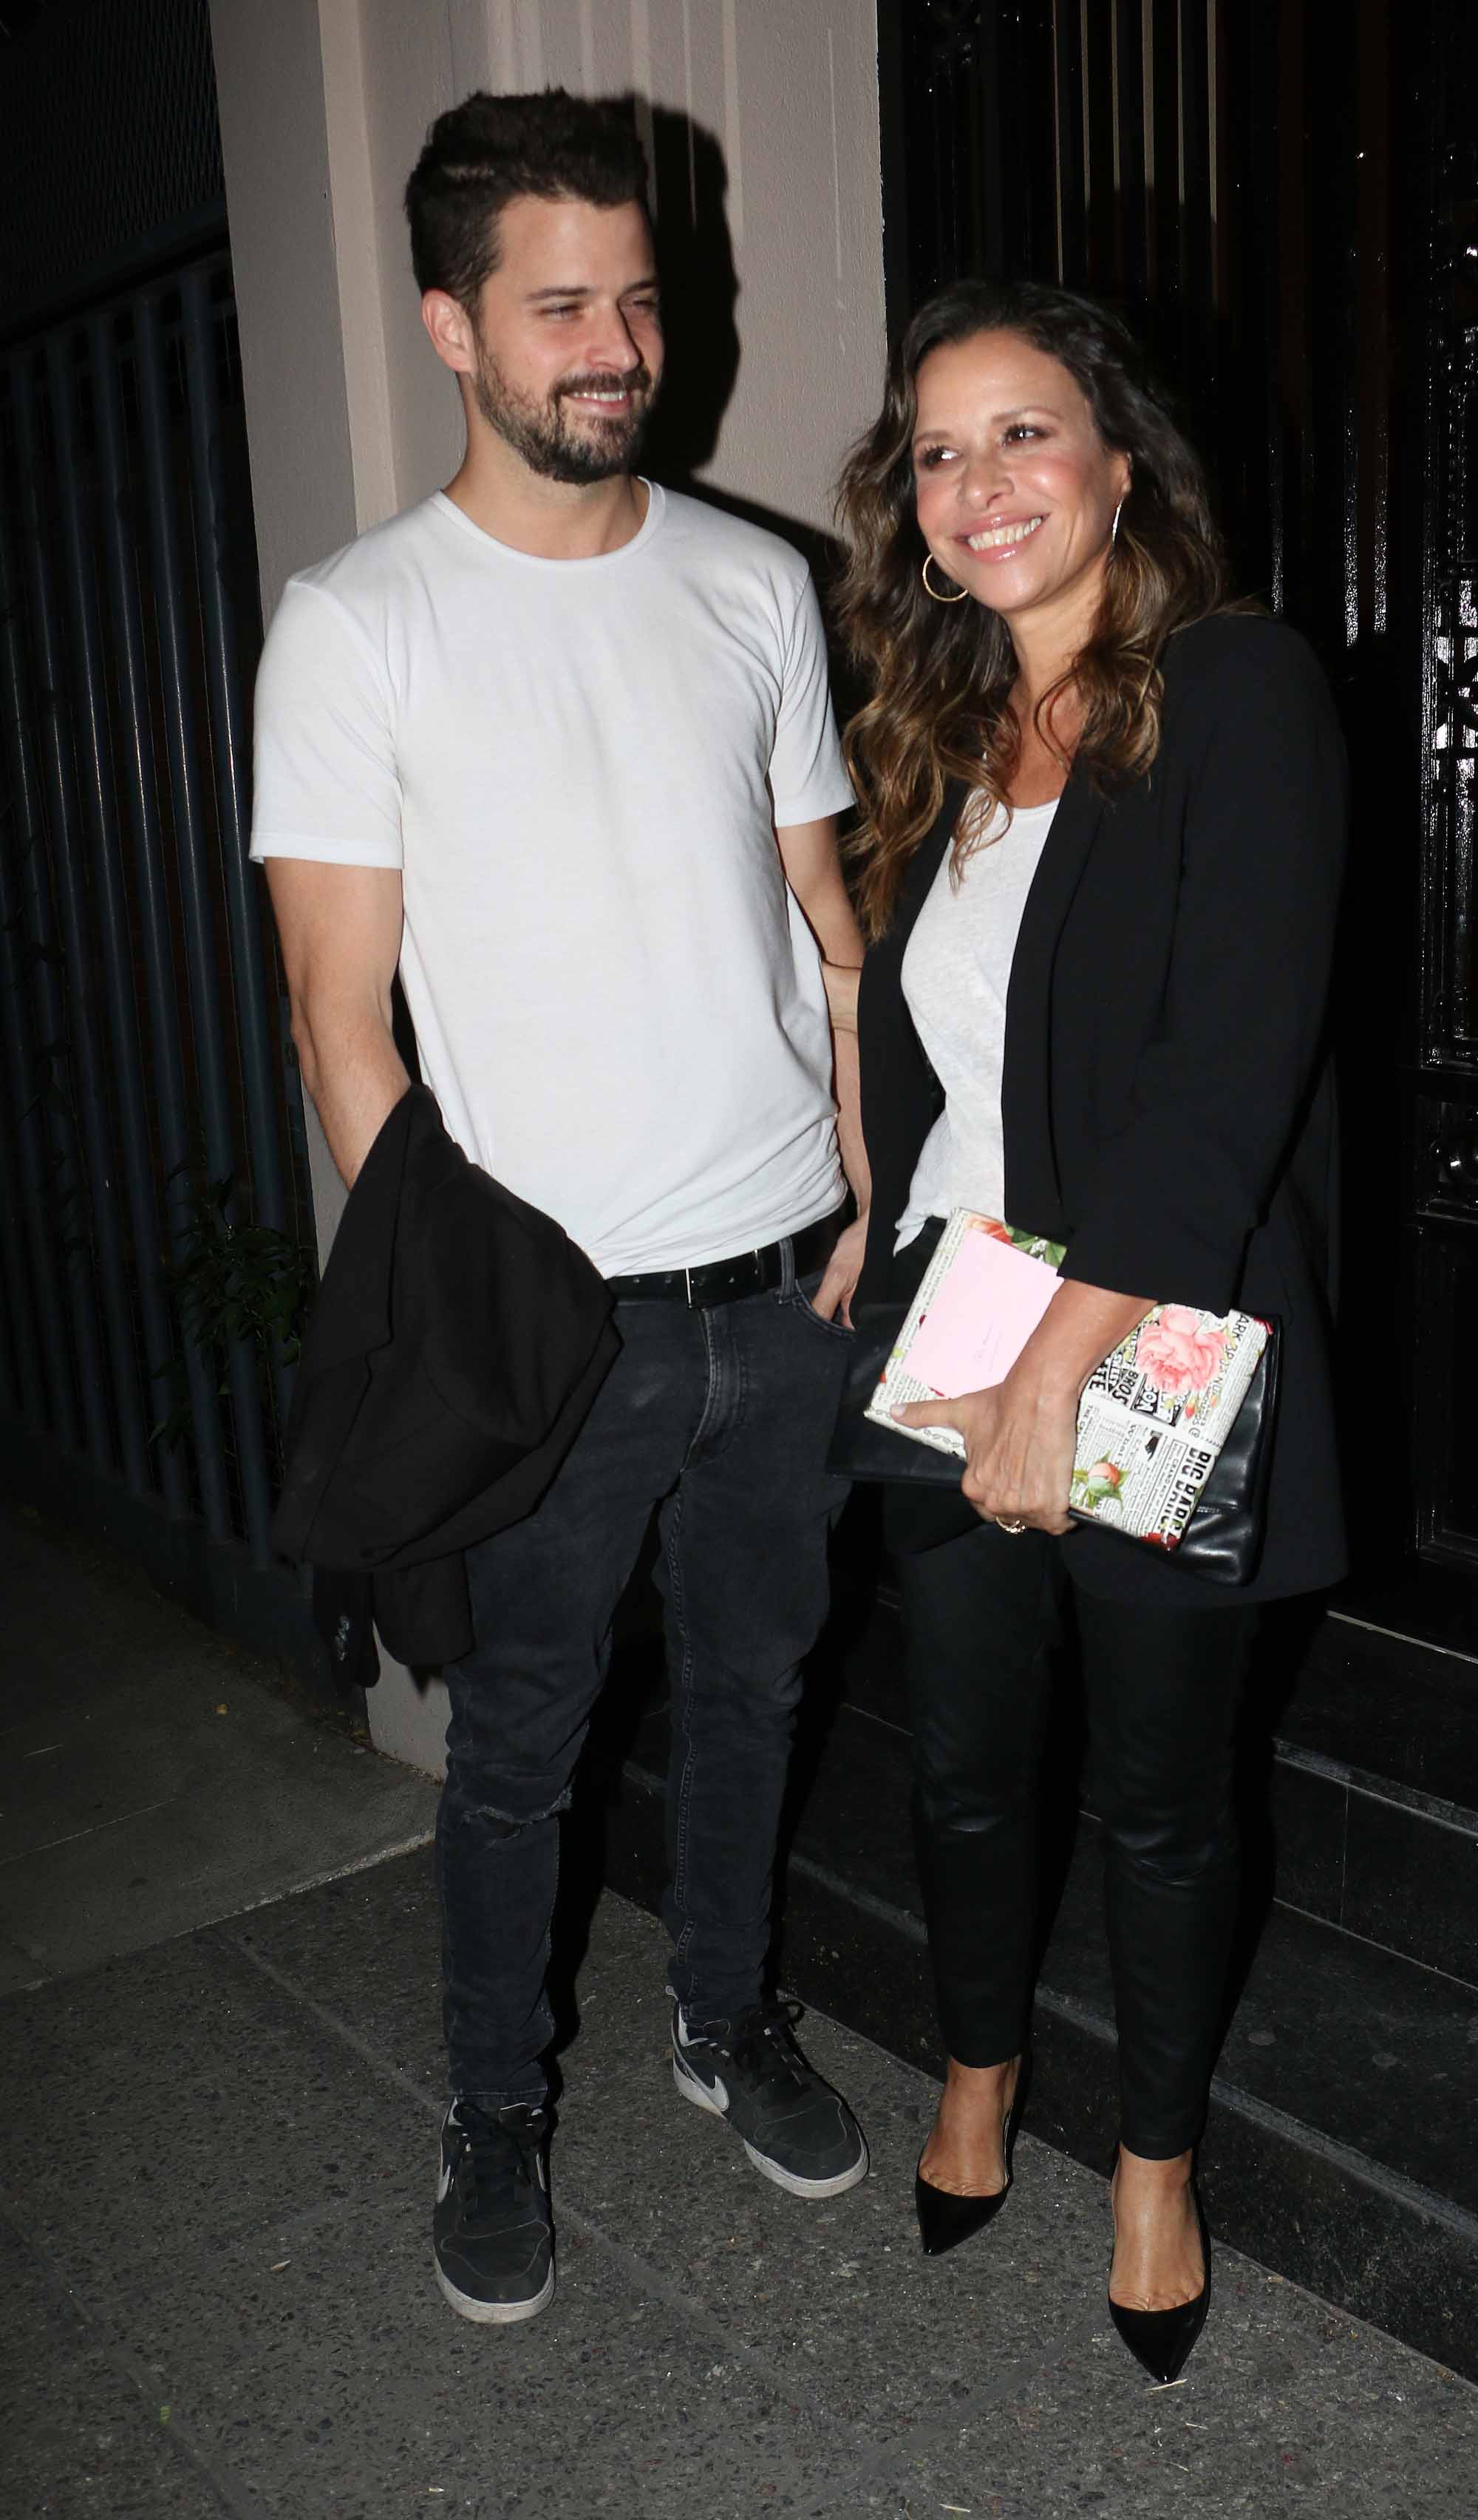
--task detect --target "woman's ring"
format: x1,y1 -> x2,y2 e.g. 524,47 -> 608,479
995,1516 -> 1028,1535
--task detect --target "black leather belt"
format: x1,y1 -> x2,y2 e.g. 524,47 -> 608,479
606,1209 -> 844,1307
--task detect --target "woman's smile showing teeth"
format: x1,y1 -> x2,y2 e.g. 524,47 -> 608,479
961,515 -> 1045,555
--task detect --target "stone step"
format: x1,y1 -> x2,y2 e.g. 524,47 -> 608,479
1259,1607 -> 1478,1988
590,1583 -> 1478,2381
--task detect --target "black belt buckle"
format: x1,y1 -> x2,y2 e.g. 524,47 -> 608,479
684,1249 -> 767,1305
610,1207 -> 843,1308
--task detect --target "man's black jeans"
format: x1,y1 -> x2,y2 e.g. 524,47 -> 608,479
437,1240 -> 853,2106
896,1515 -> 1259,2159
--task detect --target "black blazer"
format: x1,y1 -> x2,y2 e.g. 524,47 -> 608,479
857,614 -> 1348,1606
276,1087 -> 620,1676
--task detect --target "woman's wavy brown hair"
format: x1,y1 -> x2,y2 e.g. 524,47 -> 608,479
836,280 -> 1232,934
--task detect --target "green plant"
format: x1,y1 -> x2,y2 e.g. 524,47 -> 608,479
157,1166 -> 315,1450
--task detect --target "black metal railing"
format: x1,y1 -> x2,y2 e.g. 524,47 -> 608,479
0,246 -> 315,1597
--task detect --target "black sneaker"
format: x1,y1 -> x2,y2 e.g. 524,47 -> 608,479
672,1998 -> 868,2198
433,2098 -> 554,2324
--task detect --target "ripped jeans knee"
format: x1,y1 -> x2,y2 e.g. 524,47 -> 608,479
438,1777 -> 572,1841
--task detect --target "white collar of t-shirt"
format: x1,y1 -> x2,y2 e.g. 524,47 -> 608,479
428,478 -> 665,573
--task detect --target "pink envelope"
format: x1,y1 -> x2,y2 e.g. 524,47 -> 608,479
905,1226 -> 1062,1396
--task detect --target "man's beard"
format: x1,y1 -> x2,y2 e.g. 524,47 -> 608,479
471,340 -> 655,484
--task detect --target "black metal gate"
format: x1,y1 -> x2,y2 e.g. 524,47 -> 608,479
879,0 -> 1477,1648
0,248 -> 319,1666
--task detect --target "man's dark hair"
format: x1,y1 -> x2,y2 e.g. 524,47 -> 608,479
405,88 -> 650,308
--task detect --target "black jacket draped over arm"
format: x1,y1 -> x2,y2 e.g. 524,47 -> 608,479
276,1086 -> 620,1676
855,614 -> 1348,1607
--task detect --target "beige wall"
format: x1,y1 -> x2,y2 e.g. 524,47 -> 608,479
209,0 -> 363,615
210,0 -> 885,1770
217,0 -> 885,605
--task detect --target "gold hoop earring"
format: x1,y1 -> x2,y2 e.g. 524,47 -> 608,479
922,552 -> 968,604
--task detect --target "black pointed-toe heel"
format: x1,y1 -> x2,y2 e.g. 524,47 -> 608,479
1107,2176 -> 1211,2384
915,2054 -> 1032,2258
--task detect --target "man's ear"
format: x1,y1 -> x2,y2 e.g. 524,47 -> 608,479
421,290 -> 477,378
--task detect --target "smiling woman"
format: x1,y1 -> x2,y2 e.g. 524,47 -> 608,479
911,334 -> 1128,605
834,276 -> 1348,2384
835,279 -> 1227,937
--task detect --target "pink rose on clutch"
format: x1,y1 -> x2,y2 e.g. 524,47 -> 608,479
1134,1306 -> 1227,1398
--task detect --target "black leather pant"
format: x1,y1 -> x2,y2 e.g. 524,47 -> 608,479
895,1517 -> 1259,2158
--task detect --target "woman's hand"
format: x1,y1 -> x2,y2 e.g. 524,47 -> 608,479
821,960 -> 861,1034
810,1212 -> 869,1328
893,1363 -> 1079,1533
891,1277 -> 1153,1532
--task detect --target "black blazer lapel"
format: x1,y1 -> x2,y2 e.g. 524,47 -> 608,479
855,782 -> 963,1300
1001,769 -> 1107,1237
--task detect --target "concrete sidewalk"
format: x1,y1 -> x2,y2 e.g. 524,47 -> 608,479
0,1508 -> 438,1989
3,1512 -> 1475,2517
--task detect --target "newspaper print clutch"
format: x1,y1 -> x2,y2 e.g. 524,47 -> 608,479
851,1209 -> 1277,1582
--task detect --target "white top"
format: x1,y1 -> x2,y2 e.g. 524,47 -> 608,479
251,483 -> 854,1275
896,795 -> 1060,1249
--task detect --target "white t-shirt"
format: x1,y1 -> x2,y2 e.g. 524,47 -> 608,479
251,482 -> 854,1275
896,795 -> 1060,1249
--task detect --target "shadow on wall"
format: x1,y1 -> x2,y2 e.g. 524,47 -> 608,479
641,104 -> 862,716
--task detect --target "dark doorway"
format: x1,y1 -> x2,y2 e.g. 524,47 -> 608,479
878,0 -> 1478,1656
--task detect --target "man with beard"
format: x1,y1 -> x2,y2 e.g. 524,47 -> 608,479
251,89 -> 870,2326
